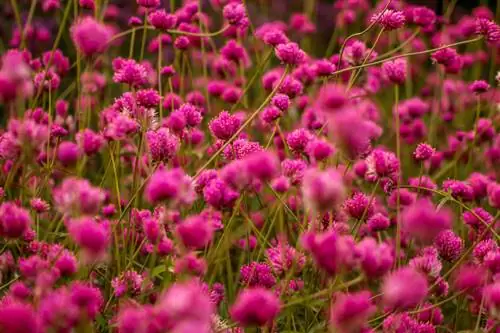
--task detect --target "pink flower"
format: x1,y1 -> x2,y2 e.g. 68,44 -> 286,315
382,58 -> 407,85
302,168 -> 345,212
148,10 -> 178,30
209,111 -> 241,140
0,202 -> 32,238
371,9 -> 406,30
144,168 -> 195,206
402,199 -> 452,243
382,267 -> 428,310
69,217 -> 110,262
70,17 -> 111,57
275,42 -> 306,66
176,214 -> 214,249
230,287 -> 280,327
330,291 -> 375,333
146,127 -> 179,162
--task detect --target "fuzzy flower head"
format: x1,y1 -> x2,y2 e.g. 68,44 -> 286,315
230,287 -> 280,327
469,80 -> 490,94
476,18 -> 500,43
275,42 -> 306,66
302,168 -> 346,212
223,2 -> 247,27
69,217 -> 110,262
112,58 -> 148,87
144,168 -> 195,206
402,199 -> 452,243
70,17 -> 111,57
382,58 -> 407,85
330,291 -> 375,333
148,9 -> 178,31
0,202 -> 32,238
209,111 -> 241,140
382,267 -> 428,310
434,230 -> 463,262
146,127 -> 179,162
371,9 -> 406,30
176,214 -> 214,250
53,177 -> 105,216
413,142 -> 435,161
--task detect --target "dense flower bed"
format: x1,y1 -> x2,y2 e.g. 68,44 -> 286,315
0,0 -> 499,332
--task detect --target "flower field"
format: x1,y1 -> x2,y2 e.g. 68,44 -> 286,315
0,0 -> 499,332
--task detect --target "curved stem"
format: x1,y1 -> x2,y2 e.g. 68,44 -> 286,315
376,28 -> 421,60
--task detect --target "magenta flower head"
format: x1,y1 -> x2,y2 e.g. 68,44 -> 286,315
271,93 -> 290,111
57,141 -> 81,167
453,264 -> 487,293
286,128 -> 312,154
176,214 -> 214,249
484,282 -> 500,317
0,301 -> 38,333
487,182 -> 500,208
316,84 -> 348,113
382,267 -> 428,310
382,58 -> 407,85
76,129 -> 105,156
137,0 -> 159,8
434,230 -> 463,262
69,217 -> 110,262
112,58 -> 148,87
230,287 -> 280,327
209,111 -> 241,140
469,80 -> 490,94
411,6 -> 436,27
0,202 -> 32,238
70,16 -> 111,57
69,281 -> 103,320
476,18 -> 500,43
402,199 -> 452,243
244,151 -> 280,182
413,142 -> 435,161
157,280 -> 214,330
302,168 -> 345,212
53,177 -> 105,216
431,48 -> 463,74
330,291 -> 375,333
356,237 -> 393,278
148,9 -> 178,30
275,42 -> 306,66
145,168 -> 195,206
146,127 -> 179,162
371,9 -> 406,30
223,2 -> 247,27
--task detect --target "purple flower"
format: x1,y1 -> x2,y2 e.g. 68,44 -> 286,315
146,127 -> 179,162
53,177 -> 105,216
382,58 -> 407,85
69,217 -> 109,262
413,142 -> 435,161
275,42 -> 306,66
330,291 -> 375,333
240,262 -> 276,288
382,267 -> 428,310
302,168 -> 345,212
144,168 -> 195,206
0,202 -> 32,238
70,17 -> 111,57
223,3 -> 247,27
230,287 -> 281,327
209,111 -> 241,140
476,18 -> 500,43
402,199 -> 452,243
0,302 -> 38,333
176,214 -> 214,249
469,80 -> 490,94
148,10 -> 178,31
434,230 -> 463,262
371,9 -> 406,30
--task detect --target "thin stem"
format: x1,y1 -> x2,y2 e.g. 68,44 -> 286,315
376,28 -> 421,60
394,84 -> 402,268
194,66 -> 290,178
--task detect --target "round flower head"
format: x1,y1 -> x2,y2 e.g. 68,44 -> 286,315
146,127 -> 179,162
434,230 -> 463,262
302,168 -> 345,212
176,214 -> 214,249
0,202 -> 32,238
70,16 -> 111,57
275,42 -> 306,66
144,168 -> 195,206
371,9 -> 406,30
223,3 -> 247,27
209,111 -> 241,140
330,291 -> 375,333
476,18 -> 500,43
57,141 -> 81,167
240,262 -> 276,288
382,267 -> 428,310
315,84 -> 348,113
411,6 -> 436,27
53,177 -> 105,216
271,93 -> 290,111
413,142 -> 435,161
69,217 -> 109,262
112,58 -> 148,87
0,302 -> 38,333
76,129 -> 105,156
148,10 -> 178,31
355,237 -> 393,278
244,151 -> 280,182
469,80 -> 490,94
286,128 -> 312,154
230,287 -> 280,327
402,199 -> 452,243
382,58 -> 407,85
